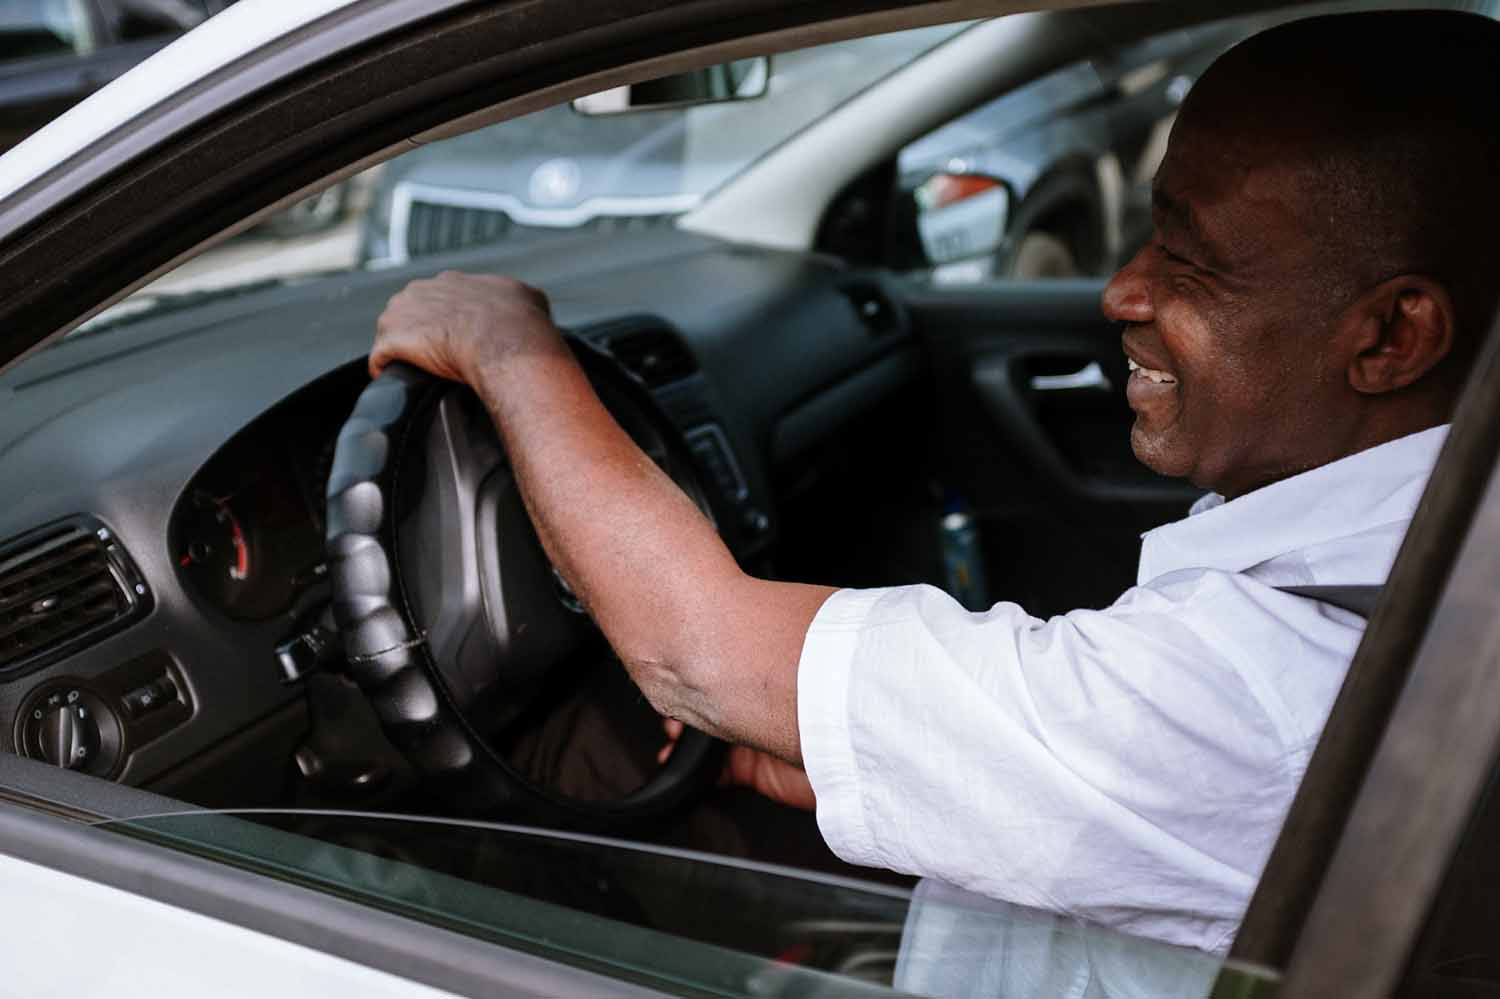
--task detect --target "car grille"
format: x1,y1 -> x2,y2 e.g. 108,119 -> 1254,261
402,201 -> 680,259
404,201 -> 514,258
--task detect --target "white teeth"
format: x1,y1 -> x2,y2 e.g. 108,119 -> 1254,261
1126,358 -> 1177,384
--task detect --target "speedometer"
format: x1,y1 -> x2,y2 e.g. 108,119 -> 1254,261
177,490 -> 255,609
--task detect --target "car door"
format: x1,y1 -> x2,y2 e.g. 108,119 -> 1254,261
900,278 -> 1198,614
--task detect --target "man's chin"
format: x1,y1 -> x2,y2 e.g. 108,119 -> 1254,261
1129,423 -> 1195,481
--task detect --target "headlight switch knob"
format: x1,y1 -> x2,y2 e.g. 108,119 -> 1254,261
38,696 -> 98,770
17,685 -> 122,777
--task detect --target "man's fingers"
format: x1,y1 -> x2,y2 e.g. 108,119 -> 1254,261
370,271 -> 563,385
655,717 -> 686,765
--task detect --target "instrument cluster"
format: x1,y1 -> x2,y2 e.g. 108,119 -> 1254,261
168,366 -> 367,622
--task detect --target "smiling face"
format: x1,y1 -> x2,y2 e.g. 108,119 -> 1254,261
1100,10 -> 1500,500
1101,98 -> 1370,498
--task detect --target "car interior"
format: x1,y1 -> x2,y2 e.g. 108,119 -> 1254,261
0,6 -> 1214,826
2,0 -> 1497,992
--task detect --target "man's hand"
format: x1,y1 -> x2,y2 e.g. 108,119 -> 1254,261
369,272 -> 565,384
658,720 -> 817,812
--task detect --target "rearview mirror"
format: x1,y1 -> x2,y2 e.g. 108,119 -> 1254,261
573,58 -> 771,115
913,172 -> 1011,268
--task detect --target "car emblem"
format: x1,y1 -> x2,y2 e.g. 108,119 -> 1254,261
528,158 -> 583,206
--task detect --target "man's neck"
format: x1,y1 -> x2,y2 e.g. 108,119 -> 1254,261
1214,410 -> 1451,501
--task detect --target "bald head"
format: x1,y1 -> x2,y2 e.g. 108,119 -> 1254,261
1182,11 -> 1500,378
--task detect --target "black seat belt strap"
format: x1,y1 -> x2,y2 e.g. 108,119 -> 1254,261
1275,584 -> 1382,619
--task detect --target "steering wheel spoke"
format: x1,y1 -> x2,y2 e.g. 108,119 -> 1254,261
326,343 -> 723,827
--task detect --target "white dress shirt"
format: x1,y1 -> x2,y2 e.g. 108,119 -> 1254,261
797,425 -> 1448,954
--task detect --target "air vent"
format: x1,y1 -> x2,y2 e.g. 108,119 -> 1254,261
605,327 -> 699,389
0,518 -> 149,677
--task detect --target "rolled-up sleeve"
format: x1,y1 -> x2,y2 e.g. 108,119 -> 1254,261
796,579 -> 1339,952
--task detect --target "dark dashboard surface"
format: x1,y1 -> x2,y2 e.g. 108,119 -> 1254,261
0,227 -> 918,792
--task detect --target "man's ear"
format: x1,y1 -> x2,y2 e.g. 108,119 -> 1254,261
1342,275 -> 1455,395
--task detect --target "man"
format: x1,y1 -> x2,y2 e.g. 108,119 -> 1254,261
367,11 -> 1500,955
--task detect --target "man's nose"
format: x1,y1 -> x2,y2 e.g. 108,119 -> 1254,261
1101,247 -> 1152,324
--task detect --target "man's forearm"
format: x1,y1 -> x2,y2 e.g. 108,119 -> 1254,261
470,342 -> 833,764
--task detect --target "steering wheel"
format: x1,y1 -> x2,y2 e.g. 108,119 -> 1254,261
324,338 -> 723,827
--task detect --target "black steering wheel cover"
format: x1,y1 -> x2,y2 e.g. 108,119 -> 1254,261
325,340 -> 721,826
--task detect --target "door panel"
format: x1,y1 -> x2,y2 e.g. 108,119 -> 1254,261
899,278 -> 1198,615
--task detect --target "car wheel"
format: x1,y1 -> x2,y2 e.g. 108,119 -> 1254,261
1006,230 -> 1079,279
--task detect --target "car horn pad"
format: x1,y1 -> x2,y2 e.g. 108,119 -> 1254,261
325,344 -> 720,825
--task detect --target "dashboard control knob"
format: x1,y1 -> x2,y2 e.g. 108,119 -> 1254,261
36,697 -> 98,770
17,685 -> 122,778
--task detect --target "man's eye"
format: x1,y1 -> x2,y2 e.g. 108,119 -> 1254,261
1157,243 -> 1193,267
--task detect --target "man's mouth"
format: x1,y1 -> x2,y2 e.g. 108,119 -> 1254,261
1126,358 -> 1177,385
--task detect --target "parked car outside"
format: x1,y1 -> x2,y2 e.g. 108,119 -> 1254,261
359,14 -> 1269,280
1,1 -> 1500,997
0,0 -> 230,153
0,0 -> 353,237
357,24 -> 972,267
896,18 -> 1257,279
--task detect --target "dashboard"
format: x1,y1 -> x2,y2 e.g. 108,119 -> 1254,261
0,228 -> 917,800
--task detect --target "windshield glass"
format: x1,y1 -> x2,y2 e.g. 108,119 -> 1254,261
95,809 -> 1256,998
73,21 -> 970,332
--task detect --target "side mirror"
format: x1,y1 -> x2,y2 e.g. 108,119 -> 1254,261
913,172 -> 1011,268
573,58 -> 770,115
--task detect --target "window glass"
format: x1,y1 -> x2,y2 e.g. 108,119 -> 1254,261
893,17 -> 1277,284
358,22 -> 972,267
97,810 -> 1249,998
45,21 -> 970,329
0,0 -> 92,61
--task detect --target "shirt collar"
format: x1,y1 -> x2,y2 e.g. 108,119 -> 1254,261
1137,425 -> 1450,585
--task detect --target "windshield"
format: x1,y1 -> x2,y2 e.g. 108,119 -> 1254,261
96,808 -> 1257,998
74,21 -> 969,332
